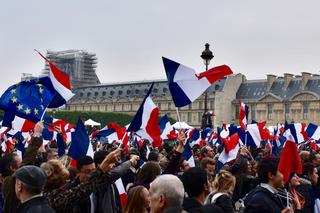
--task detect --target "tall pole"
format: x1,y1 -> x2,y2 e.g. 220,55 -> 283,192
204,62 -> 208,113
200,43 -> 214,130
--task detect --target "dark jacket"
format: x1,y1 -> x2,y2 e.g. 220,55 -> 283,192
16,196 -> 55,213
3,137 -> 43,213
244,186 -> 286,213
206,193 -> 235,213
183,197 -> 224,213
49,160 -> 132,213
93,160 -> 132,213
296,177 -> 317,213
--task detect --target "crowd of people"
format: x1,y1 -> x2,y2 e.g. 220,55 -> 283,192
0,121 -> 320,213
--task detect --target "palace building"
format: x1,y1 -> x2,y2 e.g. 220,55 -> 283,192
233,72 -> 320,126
66,72 -> 320,128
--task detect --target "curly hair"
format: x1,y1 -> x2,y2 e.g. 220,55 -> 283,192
41,159 -> 70,191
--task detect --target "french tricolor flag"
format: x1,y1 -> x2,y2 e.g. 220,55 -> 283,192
278,123 -> 302,183
115,178 -> 127,208
5,115 -> 35,133
216,132 -> 241,171
240,122 -> 269,148
35,50 -> 74,107
162,57 -> 233,107
127,83 -> 161,148
306,123 -> 320,141
239,101 -> 249,131
182,140 -> 195,167
283,122 -> 308,144
187,128 -> 201,147
159,115 -> 174,140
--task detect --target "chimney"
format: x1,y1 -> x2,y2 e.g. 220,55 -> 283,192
284,73 -> 293,89
267,74 -> 277,91
301,72 -> 311,90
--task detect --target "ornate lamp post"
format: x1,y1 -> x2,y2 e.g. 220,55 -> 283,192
200,43 -> 214,130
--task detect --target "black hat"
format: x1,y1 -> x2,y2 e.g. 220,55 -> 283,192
14,165 -> 47,188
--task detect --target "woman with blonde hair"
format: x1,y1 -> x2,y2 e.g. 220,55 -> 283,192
41,159 -> 70,191
124,185 -> 150,213
205,170 -> 236,213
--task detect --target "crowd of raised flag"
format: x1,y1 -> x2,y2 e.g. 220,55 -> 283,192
0,54 -> 319,213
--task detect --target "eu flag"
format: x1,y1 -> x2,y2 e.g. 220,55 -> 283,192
0,77 -> 55,124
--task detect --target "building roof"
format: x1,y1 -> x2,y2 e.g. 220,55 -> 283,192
69,78 -> 227,101
236,76 -> 320,101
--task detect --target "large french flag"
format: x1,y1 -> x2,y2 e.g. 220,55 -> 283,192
127,83 -> 162,147
35,50 -> 74,107
162,57 -> 233,107
239,101 -> 249,131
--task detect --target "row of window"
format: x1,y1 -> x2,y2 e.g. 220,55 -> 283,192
78,88 -> 169,98
236,102 -> 311,121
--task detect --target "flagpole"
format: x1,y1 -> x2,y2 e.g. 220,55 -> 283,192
175,107 -> 183,130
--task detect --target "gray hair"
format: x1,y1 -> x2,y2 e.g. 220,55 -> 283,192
151,174 -> 185,207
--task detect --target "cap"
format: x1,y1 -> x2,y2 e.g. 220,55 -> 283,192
14,165 -> 47,188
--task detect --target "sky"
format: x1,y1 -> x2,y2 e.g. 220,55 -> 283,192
1,0 -> 320,93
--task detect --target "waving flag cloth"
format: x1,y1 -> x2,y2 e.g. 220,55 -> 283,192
271,125 -> 286,156
5,115 -> 35,133
68,118 -> 93,166
239,101 -> 249,130
35,50 -> 74,107
127,83 -> 162,148
108,122 -> 129,152
278,123 -> 302,184
115,178 -> 127,208
159,115 -> 175,140
238,121 -> 269,148
282,122 -> 308,144
0,77 -> 56,125
187,128 -> 201,147
306,123 -> 320,141
216,132 -> 241,172
162,57 -> 233,107
182,140 -> 195,167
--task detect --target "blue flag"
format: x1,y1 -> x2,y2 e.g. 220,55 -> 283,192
0,78 -> 55,124
68,118 -> 90,160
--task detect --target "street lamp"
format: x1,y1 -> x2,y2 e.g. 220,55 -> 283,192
201,43 -> 214,130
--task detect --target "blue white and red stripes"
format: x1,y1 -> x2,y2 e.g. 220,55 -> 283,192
162,57 -> 233,107
127,83 -> 162,147
35,50 -> 74,106
239,101 -> 249,130
159,115 -> 175,140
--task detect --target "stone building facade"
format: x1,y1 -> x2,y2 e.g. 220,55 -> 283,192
66,71 -> 320,128
66,74 -> 244,128
233,72 -> 320,125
